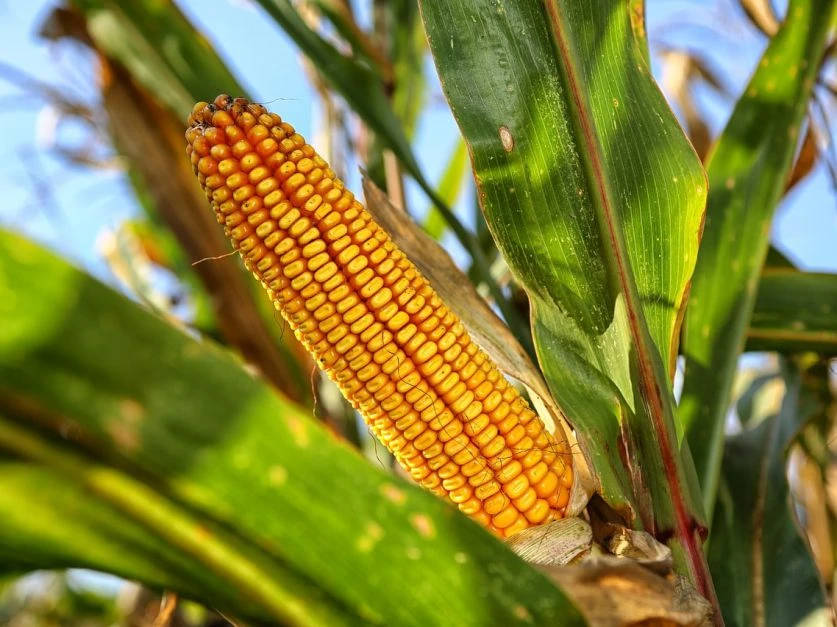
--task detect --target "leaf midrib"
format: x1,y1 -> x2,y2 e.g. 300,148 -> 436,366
542,0 -> 708,596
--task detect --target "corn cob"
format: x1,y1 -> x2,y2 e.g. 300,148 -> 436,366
185,95 -> 573,538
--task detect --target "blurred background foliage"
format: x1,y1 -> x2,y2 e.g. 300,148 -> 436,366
0,0 -> 836,623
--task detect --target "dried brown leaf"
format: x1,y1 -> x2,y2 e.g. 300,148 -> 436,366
785,125 -> 819,192
740,0 -> 780,36
601,526 -> 673,575
543,560 -> 714,626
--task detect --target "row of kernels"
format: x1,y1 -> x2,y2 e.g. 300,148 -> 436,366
188,97 -> 573,537
229,206 -> 538,535
254,204 -> 469,472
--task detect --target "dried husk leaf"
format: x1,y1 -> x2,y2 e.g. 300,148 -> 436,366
740,0 -> 780,36
786,125 -> 819,192
505,517 -> 593,566
542,560 -> 714,626
599,525 -> 673,575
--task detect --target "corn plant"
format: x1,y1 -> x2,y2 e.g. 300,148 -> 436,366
1,0 -> 836,625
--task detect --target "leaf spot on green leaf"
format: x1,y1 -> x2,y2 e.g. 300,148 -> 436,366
287,416 -> 310,447
513,605 -> 533,622
268,465 -> 287,486
358,604 -> 383,623
380,483 -> 407,505
612,98 -> 619,109
356,521 -> 384,552
499,126 -> 514,152
120,399 -> 145,423
725,177 -> 736,190
406,546 -> 422,560
107,399 -> 146,452
454,552 -> 469,564
182,343 -> 202,360
195,524 -> 212,542
410,513 -> 436,539
107,421 -> 140,452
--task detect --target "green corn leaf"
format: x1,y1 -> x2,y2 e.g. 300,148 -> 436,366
0,229 -> 585,626
746,270 -> 837,354
709,360 -> 826,626
421,0 -> 713,595
680,0 -> 837,517
0,457 -> 347,626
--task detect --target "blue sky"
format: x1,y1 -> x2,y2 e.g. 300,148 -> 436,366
0,0 -> 834,287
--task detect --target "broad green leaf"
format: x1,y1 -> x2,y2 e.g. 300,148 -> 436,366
68,0 -> 246,119
0,230 -> 585,626
0,459 -> 344,625
680,0 -> 836,515
746,270 -> 837,354
0,464 -> 199,591
709,362 -> 826,626
421,0 -> 712,593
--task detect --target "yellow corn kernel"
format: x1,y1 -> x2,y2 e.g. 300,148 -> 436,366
185,95 -> 573,538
